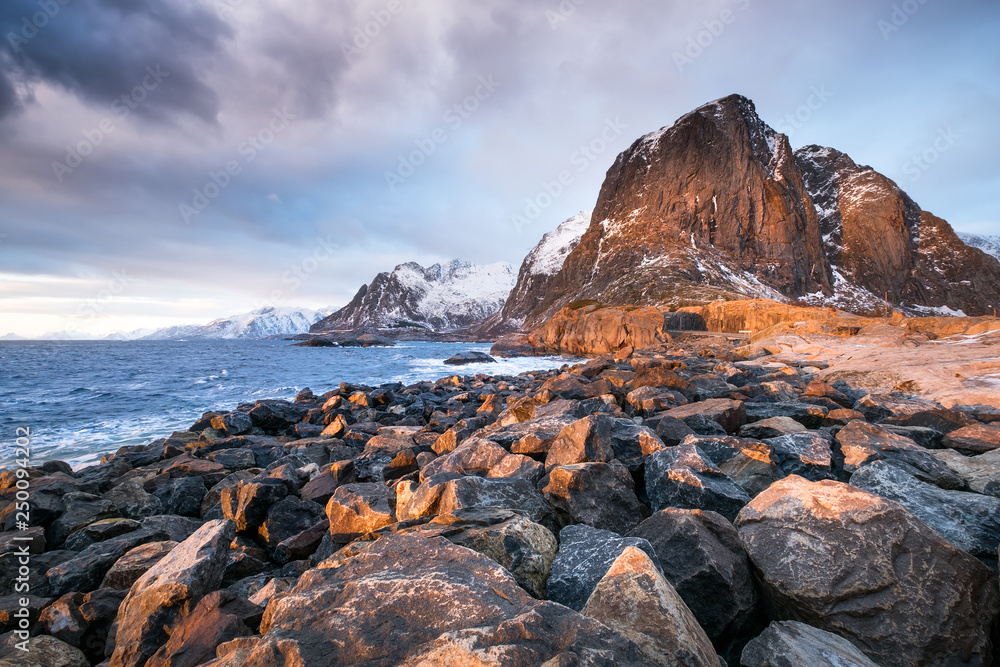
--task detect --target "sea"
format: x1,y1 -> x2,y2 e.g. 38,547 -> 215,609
0,340 -> 574,470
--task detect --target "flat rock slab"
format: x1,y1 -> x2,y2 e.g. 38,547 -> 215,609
740,621 -> 881,667
735,476 -> 999,667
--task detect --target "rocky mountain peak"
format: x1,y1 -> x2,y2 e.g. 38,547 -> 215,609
499,95 -> 1000,326
311,259 -> 516,333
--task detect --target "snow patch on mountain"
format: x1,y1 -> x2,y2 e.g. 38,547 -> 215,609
958,232 -> 1000,262
143,307 -> 333,340
525,211 -> 591,277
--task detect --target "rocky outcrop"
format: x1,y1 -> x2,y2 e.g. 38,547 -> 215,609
310,259 -> 515,333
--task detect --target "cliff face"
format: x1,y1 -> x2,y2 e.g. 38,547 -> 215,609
311,260 -> 515,333
511,94 -> 1000,326
528,95 -> 832,325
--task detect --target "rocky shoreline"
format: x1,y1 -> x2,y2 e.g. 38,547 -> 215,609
2,333 -> 999,666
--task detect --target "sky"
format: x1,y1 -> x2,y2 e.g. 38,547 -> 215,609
0,0 -> 998,337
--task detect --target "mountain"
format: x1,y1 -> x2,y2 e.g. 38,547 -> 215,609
511,94 -> 1000,325
476,212 -> 590,336
0,333 -> 25,340
143,306 -> 333,340
311,260 -> 516,333
958,233 -> 1000,262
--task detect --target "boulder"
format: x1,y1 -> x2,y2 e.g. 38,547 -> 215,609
645,444 -> 750,521
853,393 -> 944,422
834,420 -> 963,489
943,423 -> 1000,454
735,476 -> 999,667
300,461 -> 356,504
486,453 -> 545,485
764,432 -> 834,481
443,351 -> 497,365
210,412 -> 253,436
145,590 -> 255,667
629,509 -> 758,655
851,461 -> 1000,565
581,546 -> 720,667
101,540 -> 178,590
325,483 -> 396,543
883,408 -> 977,434
686,435 -> 785,498
740,621 -> 882,667
544,414 -> 617,469
273,519 -> 330,565
47,526 -> 175,597
0,635 -> 88,667
220,479 -> 290,533
664,399 -> 747,434
110,519 -> 236,667
399,601 -> 647,666
215,533 -> 537,665
608,419 -> 667,471
744,402 -> 827,429
420,437 -> 509,481
258,496 -> 325,550
365,509 -> 558,599
541,461 -> 648,534
63,517 -> 141,551
928,447 -> 1000,497
399,473 -> 551,528
47,492 -> 119,548
655,416 -> 697,446
738,416 -> 807,439
547,523 -> 660,612
152,477 -> 206,517
101,482 -> 164,520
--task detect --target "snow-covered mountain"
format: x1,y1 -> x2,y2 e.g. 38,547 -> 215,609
311,260 -> 516,333
142,307 -> 333,340
476,212 -> 590,336
958,233 -> 1000,262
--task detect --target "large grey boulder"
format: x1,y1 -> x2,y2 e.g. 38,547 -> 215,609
735,476 -> 999,667
851,460 -> 1000,566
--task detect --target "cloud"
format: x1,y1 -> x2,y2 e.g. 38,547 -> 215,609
0,0 -> 230,124
0,0 -> 998,336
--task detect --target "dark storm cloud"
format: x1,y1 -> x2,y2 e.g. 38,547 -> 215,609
0,0 -> 229,123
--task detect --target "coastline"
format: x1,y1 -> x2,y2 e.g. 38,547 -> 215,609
2,333 -> 998,665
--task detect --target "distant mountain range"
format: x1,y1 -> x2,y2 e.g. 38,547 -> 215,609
4,307 -> 334,341
310,260 -> 516,333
